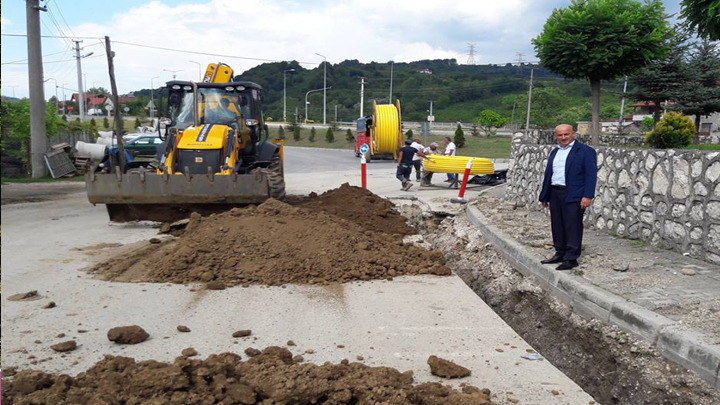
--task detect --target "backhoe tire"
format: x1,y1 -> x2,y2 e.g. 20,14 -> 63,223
264,155 -> 286,199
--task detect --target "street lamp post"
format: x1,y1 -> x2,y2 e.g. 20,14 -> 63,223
150,76 -> 160,121
189,60 -> 202,81
61,83 -> 68,115
305,86 -> 331,124
45,78 -> 59,114
283,68 -> 295,123
315,53 -> 327,125
163,69 -> 183,80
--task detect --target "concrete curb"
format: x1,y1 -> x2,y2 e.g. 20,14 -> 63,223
465,204 -> 720,389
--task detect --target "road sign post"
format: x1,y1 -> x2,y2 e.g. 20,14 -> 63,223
359,144 -> 369,189
451,159 -> 473,204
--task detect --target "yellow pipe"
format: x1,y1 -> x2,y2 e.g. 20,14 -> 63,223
371,100 -> 402,158
423,155 -> 494,174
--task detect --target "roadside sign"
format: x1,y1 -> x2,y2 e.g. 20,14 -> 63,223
427,115 -> 435,122
359,144 -> 369,154
123,107 -> 130,113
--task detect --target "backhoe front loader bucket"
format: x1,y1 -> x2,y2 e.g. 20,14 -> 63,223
86,169 -> 279,222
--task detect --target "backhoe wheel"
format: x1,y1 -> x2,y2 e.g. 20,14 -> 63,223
264,155 -> 286,199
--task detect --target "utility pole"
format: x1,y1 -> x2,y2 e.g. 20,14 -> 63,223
510,98 -> 517,131
359,77 -> 367,118
74,40 -> 86,122
27,0 -> 48,178
389,61 -> 394,102
334,104 -> 339,123
466,43 -> 476,65
105,36 -> 126,169
618,75 -> 628,135
524,68 -> 534,136
283,68 -> 295,122
315,53 -> 327,125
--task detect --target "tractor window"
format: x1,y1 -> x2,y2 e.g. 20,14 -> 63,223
169,92 -> 194,130
200,88 -> 240,125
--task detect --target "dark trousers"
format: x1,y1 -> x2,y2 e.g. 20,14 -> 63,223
412,160 -> 422,180
549,187 -> 585,261
396,165 -> 412,184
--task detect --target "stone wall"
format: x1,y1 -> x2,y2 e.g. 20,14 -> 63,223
506,136 -> 720,264
522,129 -> 720,147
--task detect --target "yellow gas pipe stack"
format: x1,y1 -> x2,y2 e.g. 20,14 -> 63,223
370,100 -> 403,159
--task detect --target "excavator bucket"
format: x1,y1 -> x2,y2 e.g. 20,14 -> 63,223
85,169 -> 282,223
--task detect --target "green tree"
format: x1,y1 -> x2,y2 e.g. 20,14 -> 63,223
681,0 -> 720,40
278,125 -> 286,140
477,110 -> 508,136
640,116 -> 655,132
471,123 -> 480,137
533,0 -> 671,144
645,111 -> 694,148
672,40 -> 720,145
325,127 -> 335,143
454,124 -> 466,148
62,115 -> 68,122
405,129 -> 414,139
134,117 -> 142,129
309,127 -> 316,142
90,118 -> 97,128
293,125 -> 301,141
346,128 -> 354,142
103,116 -> 110,129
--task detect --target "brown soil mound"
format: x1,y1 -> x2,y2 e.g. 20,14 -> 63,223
289,183 -> 415,236
427,355 -> 471,378
2,347 -> 495,404
107,326 -> 149,344
92,199 -> 448,287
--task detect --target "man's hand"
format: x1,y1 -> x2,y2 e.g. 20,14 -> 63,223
580,197 -> 593,209
540,202 -> 549,208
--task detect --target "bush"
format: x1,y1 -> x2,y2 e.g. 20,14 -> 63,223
471,123 -> 480,137
325,127 -> 335,143
277,126 -> 286,140
645,112 -> 694,149
454,124 -> 466,148
90,118 -> 97,127
103,117 -> 110,129
309,127 -> 316,142
62,115 -> 68,121
478,110 -> 508,137
405,129 -> 414,139
640,116 -> 655,132
134,117 -> 142,129
346,128 -> 354,142
293,125 -> 301,141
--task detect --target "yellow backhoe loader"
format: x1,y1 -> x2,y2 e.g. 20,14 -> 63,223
85,63 -> 285,222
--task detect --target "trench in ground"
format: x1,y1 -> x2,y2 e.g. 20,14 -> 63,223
397,201 -> 720,405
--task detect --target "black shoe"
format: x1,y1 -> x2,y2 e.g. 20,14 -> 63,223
556,260 -> 579,270
541,254 -> 563,264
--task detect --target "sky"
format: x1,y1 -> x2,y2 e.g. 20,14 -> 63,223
1,0 -> 682,100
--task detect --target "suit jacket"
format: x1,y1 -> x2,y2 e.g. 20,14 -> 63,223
539,141 -> 597,203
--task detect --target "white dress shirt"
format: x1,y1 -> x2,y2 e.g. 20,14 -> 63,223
410,142 -> 424,161
551,141 -> 575,186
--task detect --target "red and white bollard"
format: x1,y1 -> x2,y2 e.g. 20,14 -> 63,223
451,158 -> 473,204
360,154 -> 367,189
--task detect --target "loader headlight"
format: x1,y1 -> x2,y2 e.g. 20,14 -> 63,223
225,86 -> 234,91
245,119 -> 258,126
236,86 -> 245,91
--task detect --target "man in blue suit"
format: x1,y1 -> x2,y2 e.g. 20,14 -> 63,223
538,124 -> 597,270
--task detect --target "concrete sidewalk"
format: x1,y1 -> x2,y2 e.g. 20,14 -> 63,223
467,186 -> 720,389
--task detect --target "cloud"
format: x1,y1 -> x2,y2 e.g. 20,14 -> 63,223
7,0 -> 559,97
1,16 -> 11,30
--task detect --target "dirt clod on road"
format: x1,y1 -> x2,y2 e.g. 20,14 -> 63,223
107,325 -> 149,345
427,355 -> 471,379
2,347 -> 495,404
7,290 -> 42,301
232,329 -> 252,338
92,194 -> 448,287
50,341 -> 77,353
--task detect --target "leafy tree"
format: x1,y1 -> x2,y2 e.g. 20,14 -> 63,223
681,0 -> 720,40
477,110 -> 508,136
645,111 -> 694,148
134,117 -> 142,129
454,124 -> 466,148
90,118 -> 97,128
471,123 -> 480,137
325,127 -> 335,143
533,0 -> 671,144
293,125 -> 301,141
628,29 -> 691,123
346,128 -> 354,142
671,40 -> 720,144
103,116 -> 110,129
277,125 -> 286,140
309,127 -> 316,142
405,129 -> 414,139
86,87 -> 109,95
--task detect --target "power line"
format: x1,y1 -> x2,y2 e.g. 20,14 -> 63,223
49,0 -> 78,39
1,49 -> 72,65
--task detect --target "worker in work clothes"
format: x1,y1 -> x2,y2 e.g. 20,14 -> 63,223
410,138 -> 424,182
419,142 -> 440,186
443,136 -> 457,182
397,139 -> 418,191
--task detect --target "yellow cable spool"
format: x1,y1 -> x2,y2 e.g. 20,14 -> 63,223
423,155 -> 495,174
370,100 -> 402,159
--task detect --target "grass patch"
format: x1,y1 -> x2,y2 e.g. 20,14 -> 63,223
695,144 -> 720,151
269,127 -> 512,159
1,176 -> 85,184
629,240 -> 648,248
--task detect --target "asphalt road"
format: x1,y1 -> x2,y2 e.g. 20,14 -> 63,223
284,146 -> 395,173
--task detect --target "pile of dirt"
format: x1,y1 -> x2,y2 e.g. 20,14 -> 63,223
2,347 -> 495,404
289,183 -> 415,236
92,198 -> 448,286
427,355 -> 471,379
